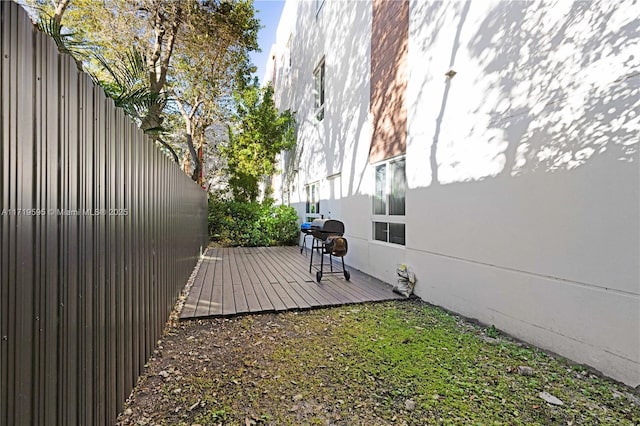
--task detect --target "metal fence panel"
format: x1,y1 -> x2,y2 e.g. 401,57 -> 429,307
0,3 -> 208,425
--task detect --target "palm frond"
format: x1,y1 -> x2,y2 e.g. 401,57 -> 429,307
36,17 -> 88,62
93,47 -> 169,125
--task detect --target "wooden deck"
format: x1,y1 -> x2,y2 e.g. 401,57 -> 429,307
180,246 -> 405,319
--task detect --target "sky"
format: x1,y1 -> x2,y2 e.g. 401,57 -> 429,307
17,0 -> 283,85
250,0 -> 286,84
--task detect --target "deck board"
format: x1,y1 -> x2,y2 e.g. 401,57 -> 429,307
229,249 -> 250,314
282,248 -> 373,304
268,248 -> 344,306
248,253 -> 291,311
181,247 -> 210,318
221,250 -> 236,315
193,247 -> 219,317
252,252 -> 303,311
208,247 -> 224,316
241,253 -> 276,312
180,246 -> 406,319
234,250 -> 263,312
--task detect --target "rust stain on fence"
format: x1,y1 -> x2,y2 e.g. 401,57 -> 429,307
0,3 -> 208,425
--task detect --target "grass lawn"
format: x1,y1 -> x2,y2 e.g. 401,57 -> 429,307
117,300 -> 639,425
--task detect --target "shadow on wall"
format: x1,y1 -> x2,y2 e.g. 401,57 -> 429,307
410,0 -> 638,189
398,0 -> 639,298
329,1 -> 373,198
280,0 -> 328,201
471,1 -> 638,177
368,0 -> 409,166
430,0 -> 471,186
287,0 -> 373,200
274,0 -> 639,388
408,0 -> 458,187
283,0 -> 638,248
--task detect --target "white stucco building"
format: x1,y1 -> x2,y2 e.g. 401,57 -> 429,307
266,0 -> 639,387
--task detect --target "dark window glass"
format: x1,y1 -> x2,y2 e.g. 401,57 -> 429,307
372,157 -> 405,246
306,183 -> 320,214
389,158 -> 406,215
389,223 -> 406,245
373,164 -> 386,214
314,60 -> 325,120
373,221 -> 388,242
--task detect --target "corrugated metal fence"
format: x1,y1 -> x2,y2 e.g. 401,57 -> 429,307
1,3 -> 208,424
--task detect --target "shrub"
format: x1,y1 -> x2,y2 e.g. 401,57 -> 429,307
208,195 -> 299,247
265,204 -> 300,246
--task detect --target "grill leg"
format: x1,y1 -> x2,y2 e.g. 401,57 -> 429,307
309,238 -> 315,273
342,257 -> 350,281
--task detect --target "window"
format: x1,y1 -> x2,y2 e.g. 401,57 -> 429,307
372,157 -> 406,245
285,35 -> 292,83
313,59 -> 325,121
305,182 -> 320,219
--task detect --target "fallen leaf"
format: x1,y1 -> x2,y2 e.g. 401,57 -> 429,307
539,391 -> 564,406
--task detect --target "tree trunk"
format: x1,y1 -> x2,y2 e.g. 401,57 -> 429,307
143,3 -> 182,137
185,133 -> 200,183
53,0 -> 71,26
155,136 -> 180,164
141,103 -> 164,133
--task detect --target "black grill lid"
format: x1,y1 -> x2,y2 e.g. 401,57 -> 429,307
310,219 -> 344,235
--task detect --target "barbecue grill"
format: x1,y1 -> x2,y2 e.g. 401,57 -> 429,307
309,219 -> 350,282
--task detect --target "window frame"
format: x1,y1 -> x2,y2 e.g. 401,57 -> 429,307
371,156 -> 406,246
315,0 -> 326,18
313,58 -> 325,121
305,181 -> 321,222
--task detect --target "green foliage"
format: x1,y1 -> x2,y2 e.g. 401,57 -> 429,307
224,84 -> 296,202
266,204 -> 300,246
159,301 -> 640,425
208,195 -> 299,247
94,47 -> 167,128
169,0 -> 260,182
226,170 -> 261,203
27,0 -> 261,179
194,408 -> 229,424
36,16 -> 88,63
485,324 -> 500,338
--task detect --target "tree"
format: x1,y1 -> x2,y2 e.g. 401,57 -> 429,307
170,0 -> 259,183
96,47 -> 179,162
225,84 -> 296,202
26,0 -> 260,180
51,0 -> 71,25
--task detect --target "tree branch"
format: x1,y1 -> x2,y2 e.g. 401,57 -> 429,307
155,136 -> 180,164
158,5 -> 182,90
53,0 -> 71,26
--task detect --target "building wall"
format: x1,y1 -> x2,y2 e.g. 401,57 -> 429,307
369,0 -> 409,163
268,0 -> 640,387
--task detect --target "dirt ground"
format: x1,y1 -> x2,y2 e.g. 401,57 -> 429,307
115,293 -> 639,426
